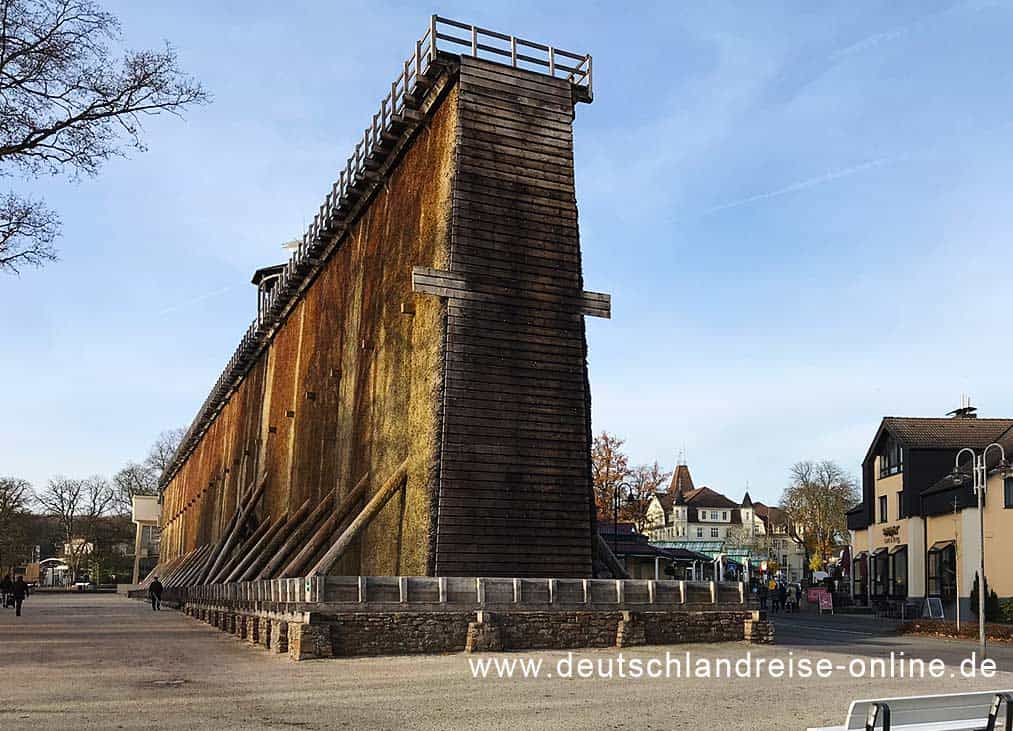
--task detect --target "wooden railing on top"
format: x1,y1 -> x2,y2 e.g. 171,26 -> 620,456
160,16 -> 593,492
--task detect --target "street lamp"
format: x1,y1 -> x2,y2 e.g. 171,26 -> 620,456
613,480 -> 634,557
953,443 -> 1009,657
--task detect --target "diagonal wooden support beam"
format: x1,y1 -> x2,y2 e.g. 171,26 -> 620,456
256,489 -> 335,580
224,513 -> 289,584
411,266 -> 610,318
280,473 -> 370,578
308,459 -> 409,577
239,499 -> 312,582
200,471 -> 269,584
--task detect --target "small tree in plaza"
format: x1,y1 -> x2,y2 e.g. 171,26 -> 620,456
781,460 -> 859,568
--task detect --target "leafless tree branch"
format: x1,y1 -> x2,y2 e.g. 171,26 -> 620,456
0,0 -> 209,275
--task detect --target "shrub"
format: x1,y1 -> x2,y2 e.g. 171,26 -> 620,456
970,573 -> 1003,623
999,598 -> 1013,625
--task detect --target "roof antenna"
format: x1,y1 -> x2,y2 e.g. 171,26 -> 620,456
947,394 -> 977,419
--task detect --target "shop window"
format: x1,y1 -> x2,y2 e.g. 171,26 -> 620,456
890,549 -> 908,598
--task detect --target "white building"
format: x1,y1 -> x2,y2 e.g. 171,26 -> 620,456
645,464 -> 807,581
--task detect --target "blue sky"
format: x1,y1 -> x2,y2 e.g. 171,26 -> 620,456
4,0 -> 1013,506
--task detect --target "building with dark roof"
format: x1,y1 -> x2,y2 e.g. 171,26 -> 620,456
643,464 -> 806,581
597,523 -> 712,580
848,405 -> 1013,616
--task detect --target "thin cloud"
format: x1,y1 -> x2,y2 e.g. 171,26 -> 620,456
830,1 -> 992,61
157,286 -> 233,317
701,155 -> 901,216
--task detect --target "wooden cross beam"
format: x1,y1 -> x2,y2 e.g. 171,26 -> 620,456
411,266 -> 611,318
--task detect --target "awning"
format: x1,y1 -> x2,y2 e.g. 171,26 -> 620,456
870,547 -> 888,556
853,551 -> 868,560
928,539 -> 955,552
889,544 -> 907,555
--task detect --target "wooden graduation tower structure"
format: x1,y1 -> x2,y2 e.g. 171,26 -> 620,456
155,17 -> 607,588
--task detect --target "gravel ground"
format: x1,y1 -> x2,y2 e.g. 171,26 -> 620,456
1,593 -> 1010,730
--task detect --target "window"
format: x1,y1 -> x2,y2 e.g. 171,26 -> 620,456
879,495 -> 888,523
696,527 -> 703,538
721,511 -> 728,521
890,549 -> 908,598
711,527 -> 719,538
897,491 -> 905,520
879,436 -> 903,477
1005,478 -> 1013,509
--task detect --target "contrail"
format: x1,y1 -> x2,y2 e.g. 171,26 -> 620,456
830,1 -> 982,61
157,285 -> 233,316
701,155 -> 900,216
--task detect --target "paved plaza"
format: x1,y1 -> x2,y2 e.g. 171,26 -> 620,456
2,593 -> 1012,730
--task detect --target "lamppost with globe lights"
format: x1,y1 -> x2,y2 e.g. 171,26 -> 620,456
952,443 -> 1009,657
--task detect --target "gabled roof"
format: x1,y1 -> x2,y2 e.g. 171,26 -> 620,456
864,416 -> 1013,465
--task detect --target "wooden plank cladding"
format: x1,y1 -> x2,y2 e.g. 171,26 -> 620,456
158,23 -> 603,583
433,56 -> 598,578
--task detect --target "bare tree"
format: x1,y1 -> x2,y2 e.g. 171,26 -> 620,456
0,0 -> 209,274
0,476 -> 31,572
780,460 -> 859,566
35,475 -> 115,581
591,431 -> 631,523
144,427 -> 184,478
111,461 -> 155,515
623,461 -> 671,531
110,427 -> 184,514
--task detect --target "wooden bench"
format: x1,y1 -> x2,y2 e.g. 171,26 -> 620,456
811,691 -> 1013,730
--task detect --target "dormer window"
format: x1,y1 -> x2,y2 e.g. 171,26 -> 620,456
879,435 -> 903,478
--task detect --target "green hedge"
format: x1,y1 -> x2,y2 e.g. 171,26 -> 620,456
1000,598 -> 1013,625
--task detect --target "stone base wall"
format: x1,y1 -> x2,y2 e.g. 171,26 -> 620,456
644,611 -> 752,644
177,601 -> 773,661
329,611 -> 473,656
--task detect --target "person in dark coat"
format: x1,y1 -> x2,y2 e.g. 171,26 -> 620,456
149,577 -> 164,611
12,577 -> 28,617
0,574 -> 12,608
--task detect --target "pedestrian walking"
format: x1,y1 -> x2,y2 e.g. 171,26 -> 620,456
149,576 -> 164,611
787,583 -> 799,613
0,574 -> 12,608
12,576 -> 28,617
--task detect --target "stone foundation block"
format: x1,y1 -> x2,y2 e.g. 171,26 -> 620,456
744,611 -> 774,645
236,615 -> 248,640
247,617 -> 260,645
465,612 -> 504,653
288,622 -> 333,661
615,611 -> 646,648
269,620 -> 288,655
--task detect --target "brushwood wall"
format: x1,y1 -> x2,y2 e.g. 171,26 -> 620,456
160,56 -> 596,578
